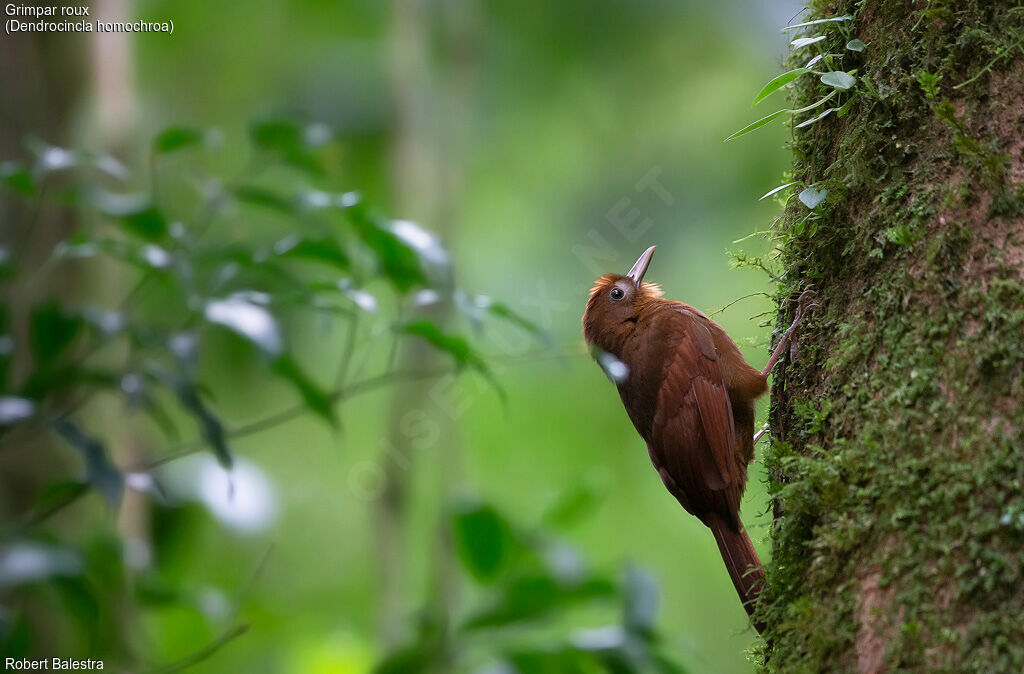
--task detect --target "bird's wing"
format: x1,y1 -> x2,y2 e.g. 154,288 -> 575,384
649,311 -> 741,521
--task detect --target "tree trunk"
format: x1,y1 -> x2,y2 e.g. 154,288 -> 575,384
376,0 -> 477,647
763,2 -> 1024,671
0,4 -> 88,657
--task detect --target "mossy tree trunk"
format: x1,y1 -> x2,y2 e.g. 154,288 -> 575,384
762,1 -> 1024,671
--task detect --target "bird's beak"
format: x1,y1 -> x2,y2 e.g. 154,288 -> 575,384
626,245 -> 656,286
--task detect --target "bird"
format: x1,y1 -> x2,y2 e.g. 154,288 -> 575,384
581,245 -> 811,632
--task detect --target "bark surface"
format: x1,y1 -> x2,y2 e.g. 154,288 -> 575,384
761,2 -> 1024,671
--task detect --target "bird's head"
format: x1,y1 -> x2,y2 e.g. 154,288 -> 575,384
582,245 -> 663,352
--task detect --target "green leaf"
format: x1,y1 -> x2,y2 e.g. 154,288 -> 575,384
752,69 -> 808,105
398,320 -> 487,372
51,419 -> 124,507
204,295 -> 283,355
916,70 -> 943,99
173,380 -> 232,468
339,284 -> 377,313
0,161 -> 35,197
724,109 -> 790,141
452,501 -> 513,583
268,235 -> 349,271
846,39 -> 867,52
795,108 -> 836,128
542,485 -> 600,529
347,205 -> 428,291
272,355 -> 336,425
52,576 -> 100,642
798,187 -> 828,209
374,646 -> 438,674
504,648 -> 603,673
134,573 -> 183,606
136,390 -> 180,441
30,301 -> 83,363
26,480 -> 89,521
231,185 -> 296,214
791,35 -> 827,48
820,71 -> 857,90
471,298 -> 551,343
250,120 -> 303,151
464,574 -> 615,629
52,233 -> 102,260
153,126 -> 203,154
782,15 -> 853,31
374,612 -> 447,674
249,120 -> 324,175
0,608 -> 31,657
885,223 -> 920,246
52,236 -> 178,275
309,279 -> 379,313
121,206 -> 168,240
92,192 -> 168,240
388,220 -> 450,277
758,181 -> 800,201
282,151 -> 324,175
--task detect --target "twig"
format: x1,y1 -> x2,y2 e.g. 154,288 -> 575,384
10,481 -> 89,533
144,367 -> 457,469
17,180 -> 50,262
141,526 -> 272,673
148,624 -> 249,674
334,311 -> 361,389
708,292 -> 772,318
952,34 -> 1024,90
230,543 -> 275,624
19,343 -> 587,529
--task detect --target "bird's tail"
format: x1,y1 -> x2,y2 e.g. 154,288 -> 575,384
707,512 -> 765,633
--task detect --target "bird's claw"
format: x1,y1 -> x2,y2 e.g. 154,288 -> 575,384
793,287 -> 819,322
761,287 -> 818,378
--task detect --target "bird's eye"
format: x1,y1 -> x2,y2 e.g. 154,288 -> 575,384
610,287 -> 625,301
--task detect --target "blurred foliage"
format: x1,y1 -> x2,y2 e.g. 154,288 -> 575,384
376,499 -> 683,673
0,122 -> 676,672
0,118 -> 493,475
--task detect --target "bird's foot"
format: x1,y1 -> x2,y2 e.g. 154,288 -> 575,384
761,288 -> 819,378
753,423 -> 770,445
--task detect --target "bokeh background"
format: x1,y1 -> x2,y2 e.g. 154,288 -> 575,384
2,1 -> 805,672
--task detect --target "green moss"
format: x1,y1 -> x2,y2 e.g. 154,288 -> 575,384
756,1 -> 1024,671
